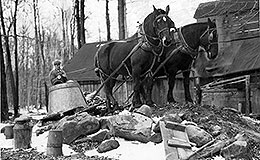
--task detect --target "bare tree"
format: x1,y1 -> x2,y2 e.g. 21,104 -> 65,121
80,0 -> 85,44
106,0 -> 111,41
75,0 -> 85,49
0,28 -> 8,121
75,0 -> 81,48
0,0 -> 19,117
13,0 -> 19,116
118,0 -> 126,39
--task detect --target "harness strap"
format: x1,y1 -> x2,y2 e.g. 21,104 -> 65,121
140,52 -> 157,78
152,45 -> 182,77
91,40 -> 143,100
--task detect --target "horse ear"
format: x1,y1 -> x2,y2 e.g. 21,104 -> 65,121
165,5 -> 170,15
153,5 -> 157,12
208,18 -> 212,24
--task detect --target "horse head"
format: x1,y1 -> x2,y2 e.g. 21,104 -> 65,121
143,5 -> 176,47
199,18 -> 218,60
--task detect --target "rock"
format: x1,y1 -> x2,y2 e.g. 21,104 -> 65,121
221,140 -> 247,159
149,133 -> 162,143
209,125 -> 222,136
1,126 -> 5,133
186,125 -> 213,147
108,112 -> 153,143
135,104 -> 152,118
163,113 -> 182,123
90,130 -> 111,142
153,114 -> 182,133
54,112 -> 100,144
153,121 -> 161,133
97,139 -> 120,153
199,140 -> 227,158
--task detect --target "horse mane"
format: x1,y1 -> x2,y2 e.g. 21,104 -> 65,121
181,22 -> 208,29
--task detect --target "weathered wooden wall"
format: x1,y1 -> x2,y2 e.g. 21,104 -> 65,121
202,89 -> 245,111
78,77 -> 196,106
201,73 -> 260,114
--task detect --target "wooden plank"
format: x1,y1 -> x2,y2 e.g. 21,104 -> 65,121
160,121 -> 179,160
165,121 -> 186,132
173,128 -> 194,160
160,121 -> 193,160
167,139 -> 191,149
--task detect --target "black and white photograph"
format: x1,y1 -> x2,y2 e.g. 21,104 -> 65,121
1,0 -> 260,159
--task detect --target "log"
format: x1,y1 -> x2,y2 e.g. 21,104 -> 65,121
46,130 -> 63,157
13,121 -> 33,149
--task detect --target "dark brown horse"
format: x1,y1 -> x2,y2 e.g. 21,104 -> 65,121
94,5 -> 175,111
145,18 -> 219,105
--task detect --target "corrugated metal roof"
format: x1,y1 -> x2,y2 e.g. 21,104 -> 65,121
63,42 -> 105,82
194,0 -> 259,19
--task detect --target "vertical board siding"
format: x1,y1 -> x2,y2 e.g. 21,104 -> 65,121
79,78 -> 195,106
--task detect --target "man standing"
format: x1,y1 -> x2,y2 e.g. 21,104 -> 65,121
49,60 -> 68,85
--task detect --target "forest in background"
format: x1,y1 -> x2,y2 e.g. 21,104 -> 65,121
0,0 -> 129,121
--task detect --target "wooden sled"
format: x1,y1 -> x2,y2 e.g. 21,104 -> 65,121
159,121 -> 194,160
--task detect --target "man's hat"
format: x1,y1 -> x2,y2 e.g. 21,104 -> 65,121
54,60 -> 61,65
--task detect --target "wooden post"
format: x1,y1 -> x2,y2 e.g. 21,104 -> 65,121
46,130 -> 63,157
245,75 -> 251,115
13,118 -> 33,149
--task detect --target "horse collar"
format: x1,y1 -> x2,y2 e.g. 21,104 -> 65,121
140,21 -> 161,47
176,27 -> 198,58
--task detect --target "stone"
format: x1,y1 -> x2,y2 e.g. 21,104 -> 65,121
186,125 -> 213,147
97,139 -> 120,153
149,133 -> 162,143
221,140 -> 247,159
209,125 -> 222,136
108,112 -> 153,143
135,104 -> 152,118
153,113 -> 182,133
163,113 -> 182,123
153,121 -> 161,133
90,130 -> 111,142
54,112 -> 100,144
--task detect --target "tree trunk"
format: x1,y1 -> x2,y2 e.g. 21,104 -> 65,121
70,4 -> 76,56
0,0 -> 18,118
118,0 -> 126,39
75,0 -> 81,48
80,0 -> 85,45
13,0 -> 19,117
33,0 -> 41,110
106,0 -> 111,41
0,29 -> 9,122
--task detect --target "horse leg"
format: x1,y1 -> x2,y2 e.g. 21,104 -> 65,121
132,70 -> 143,109
144,75 -> 155,106
183,71 -> 193,103
167,74 -> 177,104
103,78 -> 118,113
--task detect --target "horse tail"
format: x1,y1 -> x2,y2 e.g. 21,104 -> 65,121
94,45 -> 102,77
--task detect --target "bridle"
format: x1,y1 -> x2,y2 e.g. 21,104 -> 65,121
140,13 -> 175,47
199,26 -> 218,52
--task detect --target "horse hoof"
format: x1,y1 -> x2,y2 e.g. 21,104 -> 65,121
167,101 -> 177,105
186,101 -> 194,105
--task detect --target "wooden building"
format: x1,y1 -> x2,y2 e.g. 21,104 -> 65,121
193,0 -> 260,115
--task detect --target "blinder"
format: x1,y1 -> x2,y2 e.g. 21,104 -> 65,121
200,27 -> 217,52
153,14 -> 175,39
